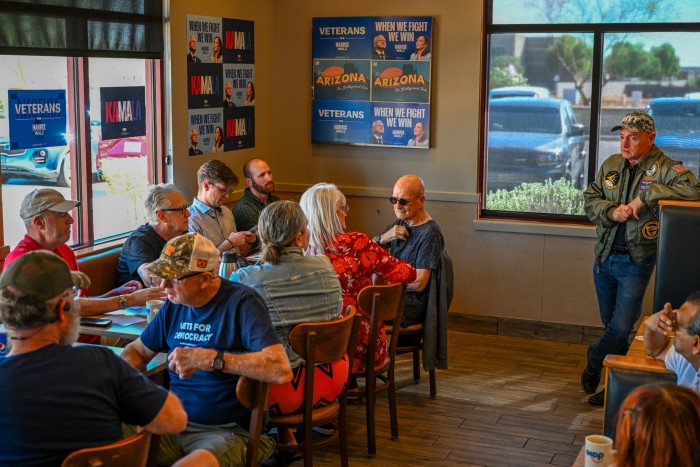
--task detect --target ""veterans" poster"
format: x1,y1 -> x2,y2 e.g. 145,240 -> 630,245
187,15 -> 254,154
312,16 -> 432,149
8,89 -> 67,149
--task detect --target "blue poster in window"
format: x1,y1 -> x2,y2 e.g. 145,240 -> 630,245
100,86 -> 147,141
312,100 -> 371,145
312,17 -> 372,59
8,89 -> 66,150
313,59 -> 370,101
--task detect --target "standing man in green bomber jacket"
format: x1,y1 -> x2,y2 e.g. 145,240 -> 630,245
581,111 -> 700,406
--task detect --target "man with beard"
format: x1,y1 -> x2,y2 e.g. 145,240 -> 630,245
234,158 -> 280,254
0,251 -> 186,466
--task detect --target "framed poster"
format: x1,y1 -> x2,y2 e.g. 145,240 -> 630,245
187,15 -> 255,154
312,16 -> 433,149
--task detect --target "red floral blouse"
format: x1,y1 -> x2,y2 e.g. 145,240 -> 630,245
325,232 -> 416,374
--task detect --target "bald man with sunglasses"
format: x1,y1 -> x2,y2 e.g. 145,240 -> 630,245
375,174 -> 444,327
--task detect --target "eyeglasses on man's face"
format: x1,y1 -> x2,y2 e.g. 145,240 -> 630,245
339,205 -> 350,214
672,316 -> 696,335
159,204 -> 190,215
161,271 -> 206,285
212,184 -> 233,196
389,197 -> 416,206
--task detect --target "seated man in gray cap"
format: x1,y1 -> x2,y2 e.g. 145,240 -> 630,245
122,232 -> 292,466
0,251 -> 187,465
5,188 -> 165,317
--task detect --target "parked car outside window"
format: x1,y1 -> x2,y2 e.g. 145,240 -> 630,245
646,97 -> 700,176
486,97 -> 587,190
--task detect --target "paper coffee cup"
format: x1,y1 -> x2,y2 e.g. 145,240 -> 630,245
585,434 -> 613,467
146,300 -> 164,323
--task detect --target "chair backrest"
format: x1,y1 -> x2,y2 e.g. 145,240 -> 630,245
289,309 -> 361,366
357,283 -> 407,370
61,430 -> 152,467
653,203 -> 700,311
236,376 -> 272,467
602,355 -> 677,439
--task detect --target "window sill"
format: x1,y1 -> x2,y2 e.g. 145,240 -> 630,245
473,219 -> 596,238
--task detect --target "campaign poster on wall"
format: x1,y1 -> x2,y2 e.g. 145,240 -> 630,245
8,89 -> 67,149
313,59 -> 371,101
312,16 -> 433,149
100,86 -> 146,140
187,15 -> 254,154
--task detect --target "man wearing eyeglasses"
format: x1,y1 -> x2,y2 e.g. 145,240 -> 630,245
0,251 -> 187,466
375,174 -> 444,327
643,292 -> 700,393
188,159 -> 256,254
122,233 -> 292,466
117,184 -> 191,286
5,189 -> 164,319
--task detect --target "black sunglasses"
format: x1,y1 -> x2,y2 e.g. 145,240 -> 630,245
389,197 -> 416,206
159,204 -> 190,215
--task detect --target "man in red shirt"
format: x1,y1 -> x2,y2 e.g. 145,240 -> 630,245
5,189 -> 164,316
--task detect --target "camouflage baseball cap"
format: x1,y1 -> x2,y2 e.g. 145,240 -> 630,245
146,233 -> 220,280
611,111 -> 656,133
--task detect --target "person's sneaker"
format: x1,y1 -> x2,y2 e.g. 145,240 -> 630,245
312,423 -> 335,436
580,366 -> 601,394
588,390 -> 605,406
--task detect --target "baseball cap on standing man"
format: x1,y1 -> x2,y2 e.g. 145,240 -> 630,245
611,111 -> 656,133
19,189 -> 80,220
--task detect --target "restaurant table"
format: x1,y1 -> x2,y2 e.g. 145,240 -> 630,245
79,306 -> 150,341
572,446 -> 584,466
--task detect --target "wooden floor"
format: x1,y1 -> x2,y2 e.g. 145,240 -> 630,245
289,330 -> 602,466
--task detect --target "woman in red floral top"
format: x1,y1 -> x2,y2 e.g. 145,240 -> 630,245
300,183 -> 416,374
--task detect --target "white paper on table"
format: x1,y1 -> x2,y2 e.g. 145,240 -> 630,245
109,316 -> 147,326
105,306 -> 147,316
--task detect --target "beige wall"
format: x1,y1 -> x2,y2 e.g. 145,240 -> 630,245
169,0 -> 655,327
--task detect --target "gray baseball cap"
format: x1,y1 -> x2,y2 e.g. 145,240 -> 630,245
611,111 -> 656,133
19,189 -> 80,220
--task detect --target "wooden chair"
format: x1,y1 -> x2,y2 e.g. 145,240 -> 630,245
61,430 -> 157,467
355,283 -> 407,458
602,355 -> 676,439
268,310 -> 361,467
236,376 -> 272,467
386,322 -> 437,398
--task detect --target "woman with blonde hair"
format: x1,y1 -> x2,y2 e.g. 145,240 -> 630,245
300,183 -> 416,374
614,383 -> 700,467
230,200 -> 346,415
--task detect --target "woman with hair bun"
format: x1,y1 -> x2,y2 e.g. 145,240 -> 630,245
230,200 -> 346,416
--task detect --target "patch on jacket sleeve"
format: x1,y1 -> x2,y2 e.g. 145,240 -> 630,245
604,170 -> 620,189
641,220 -> 659,240
671,164 -> 689,174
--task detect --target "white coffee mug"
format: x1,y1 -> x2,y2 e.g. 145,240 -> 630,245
585,434 -> 613,467
146,299 -> 164,323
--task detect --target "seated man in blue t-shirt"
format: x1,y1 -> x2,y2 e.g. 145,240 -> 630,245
122,232 -> 292,466
0,251 -> 186,466
375,174 -> 444,327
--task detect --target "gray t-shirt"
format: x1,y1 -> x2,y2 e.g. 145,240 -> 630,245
383,219 -> 444,326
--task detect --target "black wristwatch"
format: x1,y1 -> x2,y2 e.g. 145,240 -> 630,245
211,350 -> 225,373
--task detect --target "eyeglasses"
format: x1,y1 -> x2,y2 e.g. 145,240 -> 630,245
171,271 -> 205,283
339,205 -> 350,214
159,204 -> 189,215
389,197 -> 416,206
212,184 -> 233,196
672,316 -> 695,335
